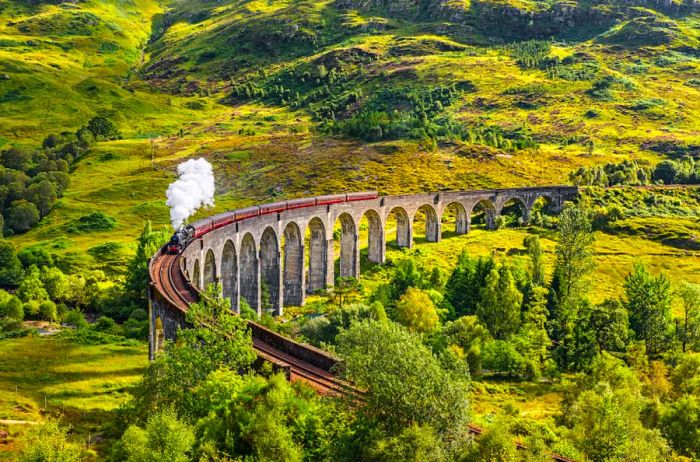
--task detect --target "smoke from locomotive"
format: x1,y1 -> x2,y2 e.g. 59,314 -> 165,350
166,158 -> 215,230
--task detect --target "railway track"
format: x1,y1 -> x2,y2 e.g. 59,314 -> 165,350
150,250 -> 353,395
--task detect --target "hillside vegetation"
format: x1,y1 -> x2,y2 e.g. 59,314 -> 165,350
0,0 -> 698,253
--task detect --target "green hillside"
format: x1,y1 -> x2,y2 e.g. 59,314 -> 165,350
0,0 -> 698,255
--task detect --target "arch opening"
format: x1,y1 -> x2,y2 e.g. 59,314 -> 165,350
305,217 -> 327,294
386,207 -> 411,249
413,204 -> 440,243
531,195 -> 557,228
501,197 -> 529,228
240,233 -> 259,312
441,202 -> 469,238
203,249 -> 216,289
260,227 -> 281,315
192,259 -> 201,290
359,209 -> 383,268
283,222 -> 304,307
221,240 -> 238,311
334,213 -> 358,280
470,199 -> 497,230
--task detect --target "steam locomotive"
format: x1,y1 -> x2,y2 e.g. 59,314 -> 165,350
166,191 -> 379,254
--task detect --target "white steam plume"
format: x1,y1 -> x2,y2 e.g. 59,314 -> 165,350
166,158 -> 215,230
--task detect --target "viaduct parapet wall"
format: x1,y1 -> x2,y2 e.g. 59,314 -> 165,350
178,186 -> 578,317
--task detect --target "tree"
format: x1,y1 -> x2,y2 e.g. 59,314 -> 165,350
547,204 -> 595,368
395,287 -> 439,333
0,240 -> 23,287
7,200 -> 40,233
328,277 -> 362,309
515,285 -> 551,370
676,281 -> 700,352
366,423 -> 446,462
15,420 -> 83,462
660,395 -> 700,459
1,147 -> 32,170
118,408 -> 194,462
26,179 -> 57,217
586,299 -> 629,353
86,116 -> 121,141
476,265 -> 522,340
122,284 -> 256,424
444,252 -> 495,317
652,160 -> 679,184
125,221 -> 169,303
624,262 -> 672,357
16,266 -> 48,302
524,234 -> 545,287
336,320 -> 470,433
548,205 -> 595,325
463,421 -> 518,462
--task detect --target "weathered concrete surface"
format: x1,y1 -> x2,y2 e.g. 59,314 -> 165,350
179,186 -> 578,317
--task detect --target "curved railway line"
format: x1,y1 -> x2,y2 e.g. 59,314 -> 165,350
150,249 -> 353,394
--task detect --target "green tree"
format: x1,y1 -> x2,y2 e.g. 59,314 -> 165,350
444,252 -> 495,317
476,265 -> 522,340
676,281 -> 700,352
660,395 -> 700,459
547,204 -> 595,369
524,235 -> 545,287
16,420 -> 82,462
118,408 -> 194,462
515,285 -> 550,369
0,291 -> 24,320
26,179 -> 57,217
624,262 -> 672,357
16,266 -> 48,302
125,221 -> 169,303
86,116 -> 121,141
122,284 -> 256,424
366,424 -> 446,462
395,287 -> 439,333
463,421 -> 518,462
0,240 -> 23,287
7,199 -> 40,233
336,320 -> 470,433
586,299 -> 629,353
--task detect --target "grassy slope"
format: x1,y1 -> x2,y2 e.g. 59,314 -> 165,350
3,0 -> 698,261
0,336 -> 147,459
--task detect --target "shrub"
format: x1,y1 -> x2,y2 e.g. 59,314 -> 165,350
0,294 -> 24,320
86,116 -> 121,141
67,211 -> 116,233
64,309 -> 88,329
38,300 -> 57,321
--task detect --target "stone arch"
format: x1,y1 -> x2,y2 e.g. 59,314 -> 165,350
240,233 -> 259,312
361,209 -> 384,264
306,217 -> 327,294
154,316 -> 165,353
335,213 -> 358,279
501,196 -> 529,226
386,207 -> 411,248
203,249 -> 216,289
260,227 -> 282,314
414,204 -> 440,243
192,259 -> 201,289
283,222 -> 304,306
442,202 -> 469,236
471,199 -> 497,230
221,240 -> 238,311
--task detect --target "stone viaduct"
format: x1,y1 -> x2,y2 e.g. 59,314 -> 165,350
178,186 -> 578,316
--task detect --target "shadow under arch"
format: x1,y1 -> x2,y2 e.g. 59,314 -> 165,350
203,248 -> 216,289
192,259 -> 201,289
471,199 -> 497,230
260,227 -> 281,314
283,221 -> 304,306
240,233 -> 259,312
386,206 -> 411,249
334,212 -> 358,279
413,204 -> 440,243
306,217 -> 327,294
221,240 -> 238,311
441,201 -> 469,237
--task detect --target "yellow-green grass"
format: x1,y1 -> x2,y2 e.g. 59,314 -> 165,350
0,336 -> 147,459
356,221 -> 700,310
